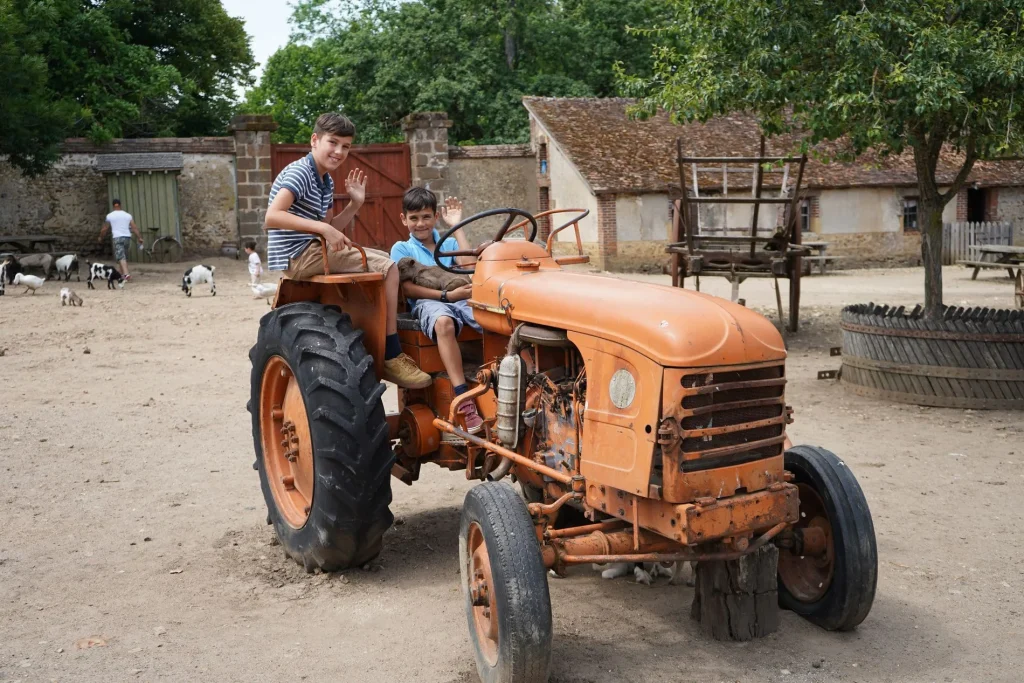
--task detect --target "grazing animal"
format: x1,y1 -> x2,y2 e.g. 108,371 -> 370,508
86,262 -> 125,290
13,273 -> 45,294
251,282 -> 278,300
14,253 -> 55,279
60,287 -> 83,306
0,261 -> 6,296
182,265 -> 216,297
396,257 -> 472,291
54,254 -> 80,282
3,256 -> 23,285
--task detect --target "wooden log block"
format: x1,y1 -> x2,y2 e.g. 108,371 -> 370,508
690,544 -> 779,641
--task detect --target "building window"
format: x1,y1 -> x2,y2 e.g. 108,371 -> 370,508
799,198 -> 810,234
902,197 -> 919,232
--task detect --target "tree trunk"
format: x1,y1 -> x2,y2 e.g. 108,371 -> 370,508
919,195 -> 945,318
690,544 -> 779,641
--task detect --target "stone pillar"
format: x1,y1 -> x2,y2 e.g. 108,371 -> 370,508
229,114 -> 279,246
597,193 -> 618,269
402,112 -> 451,197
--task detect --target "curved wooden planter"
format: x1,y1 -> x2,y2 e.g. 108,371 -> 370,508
840,304 -> 1024,410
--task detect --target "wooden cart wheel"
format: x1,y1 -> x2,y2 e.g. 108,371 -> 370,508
460,482 -> 552,683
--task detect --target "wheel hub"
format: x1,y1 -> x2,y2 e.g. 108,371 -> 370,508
466,522 -> 499,666
777,483 -> 835,603
259,356 -> 315,529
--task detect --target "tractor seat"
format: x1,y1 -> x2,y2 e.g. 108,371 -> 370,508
397,311 -> 422,332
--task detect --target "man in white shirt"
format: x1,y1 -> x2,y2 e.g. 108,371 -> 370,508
98,199 -> 144,281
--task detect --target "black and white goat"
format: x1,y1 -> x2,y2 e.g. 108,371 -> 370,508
55,254 -> 80,282
86,262 -> 125,290
181,265 -> 216,297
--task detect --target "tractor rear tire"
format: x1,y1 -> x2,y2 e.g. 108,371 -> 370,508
460,482 -> 552,683
249,302 -> 394,572
777,445 -> 877,631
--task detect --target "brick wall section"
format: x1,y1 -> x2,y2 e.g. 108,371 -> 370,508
597,193 -> 617,258
230,114 -> 278,243
956,188 -> 968,221
403,112 -> 450,196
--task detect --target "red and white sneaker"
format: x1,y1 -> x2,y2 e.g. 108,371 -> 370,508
458,400 -> 484,434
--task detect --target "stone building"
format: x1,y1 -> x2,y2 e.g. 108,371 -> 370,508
523,97 -> 1024,271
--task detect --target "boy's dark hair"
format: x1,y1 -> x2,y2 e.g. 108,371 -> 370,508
402,186 -> 438,214
243,239 -> 257,250
111,199 -> 121,206
313,113 -> 356,138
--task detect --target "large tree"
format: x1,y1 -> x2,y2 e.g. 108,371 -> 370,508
1,0 -> 254,175
245,0 -> 668,144
621,0 -> 1024,316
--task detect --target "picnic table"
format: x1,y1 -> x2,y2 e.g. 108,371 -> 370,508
801,240 -> 839,275
958,244 -> 1024,280
0,235 -> 61,253
956,244 -> 1024,309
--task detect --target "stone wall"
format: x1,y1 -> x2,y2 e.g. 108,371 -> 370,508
447,145 -> 538,244
0,137 -> 238,257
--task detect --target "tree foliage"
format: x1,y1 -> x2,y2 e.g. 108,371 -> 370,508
245,0 -> 667,144
620,0 -> 1024,314
1,0 -> 254,175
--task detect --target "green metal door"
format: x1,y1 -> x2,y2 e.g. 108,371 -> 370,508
105,171 -> 182,262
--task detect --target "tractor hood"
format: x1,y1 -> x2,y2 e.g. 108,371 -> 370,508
481,270 -> 786,367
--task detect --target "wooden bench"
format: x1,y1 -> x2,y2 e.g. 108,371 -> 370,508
956,259 -> 1019,280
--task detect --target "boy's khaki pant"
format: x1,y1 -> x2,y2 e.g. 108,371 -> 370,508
285,241 -> 394,279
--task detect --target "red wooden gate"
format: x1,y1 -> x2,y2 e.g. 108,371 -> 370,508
270,143 -> 412,251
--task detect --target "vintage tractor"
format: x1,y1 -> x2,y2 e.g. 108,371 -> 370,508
249,208 -> 877,682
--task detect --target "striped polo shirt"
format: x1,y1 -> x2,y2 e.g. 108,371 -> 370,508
266,153 -> 335,270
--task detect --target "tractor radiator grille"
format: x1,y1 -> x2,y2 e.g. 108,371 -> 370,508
676,364 -> 786,472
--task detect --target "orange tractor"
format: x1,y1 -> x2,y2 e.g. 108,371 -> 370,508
249,208 -> 877,682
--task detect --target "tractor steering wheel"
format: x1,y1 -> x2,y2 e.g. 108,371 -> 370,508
434,208 -> 539,275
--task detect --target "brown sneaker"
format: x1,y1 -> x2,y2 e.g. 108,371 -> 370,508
382,353 -> 432,389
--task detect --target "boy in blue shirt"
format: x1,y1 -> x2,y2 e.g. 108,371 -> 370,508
264,113 -> 430,389
391,187 -> 483,432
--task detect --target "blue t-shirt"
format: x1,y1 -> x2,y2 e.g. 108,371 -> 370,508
390,229 -> 460,304
266,153 -> 335,270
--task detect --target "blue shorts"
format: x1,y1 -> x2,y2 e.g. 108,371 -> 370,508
412,299 -> 482,340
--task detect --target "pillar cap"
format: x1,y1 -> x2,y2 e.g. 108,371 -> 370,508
402,112 -> 452,130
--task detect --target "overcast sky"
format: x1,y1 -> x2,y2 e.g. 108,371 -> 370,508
221,0 -> 294,84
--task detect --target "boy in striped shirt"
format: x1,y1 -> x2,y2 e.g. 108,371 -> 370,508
264,113 -> 430,389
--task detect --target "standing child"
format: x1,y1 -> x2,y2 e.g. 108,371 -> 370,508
390,188 -> 483,432
264,112 -> 430,389
245,239 -> 262,284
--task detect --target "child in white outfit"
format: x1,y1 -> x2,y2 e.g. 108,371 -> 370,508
245,240 -> 262,285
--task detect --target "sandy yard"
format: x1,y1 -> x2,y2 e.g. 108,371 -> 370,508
0,258 -> 1021,683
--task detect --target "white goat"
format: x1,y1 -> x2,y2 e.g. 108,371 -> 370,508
60,287 -> 83,306
182,265 -> 216,297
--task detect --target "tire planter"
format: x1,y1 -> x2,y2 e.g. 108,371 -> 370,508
840,304 -> 1024,410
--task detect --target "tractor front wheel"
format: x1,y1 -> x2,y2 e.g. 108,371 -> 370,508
777,445 -> 877,631
249,302 -> 394,572
460,482 -> 552,683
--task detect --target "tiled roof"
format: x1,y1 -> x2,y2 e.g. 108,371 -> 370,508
523,97 -> 1024,194
95,153 -> 185,173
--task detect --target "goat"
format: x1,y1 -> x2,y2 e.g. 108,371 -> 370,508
182,265 -> 216,297
396,257 -> 472,292
60,287 -> 83,307
3,256 -> 23,285
86,262 -> 125,290
13,273 -> 45,294
54,254 -> 80,282
14,253 -> 55,280
0,261 -> 6,296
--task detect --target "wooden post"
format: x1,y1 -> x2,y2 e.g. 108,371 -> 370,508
749,137 -> 766,258
677,138 -> 694,255
690,544 -> 780,641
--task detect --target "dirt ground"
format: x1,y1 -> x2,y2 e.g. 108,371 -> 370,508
1,259 -> 1021,683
